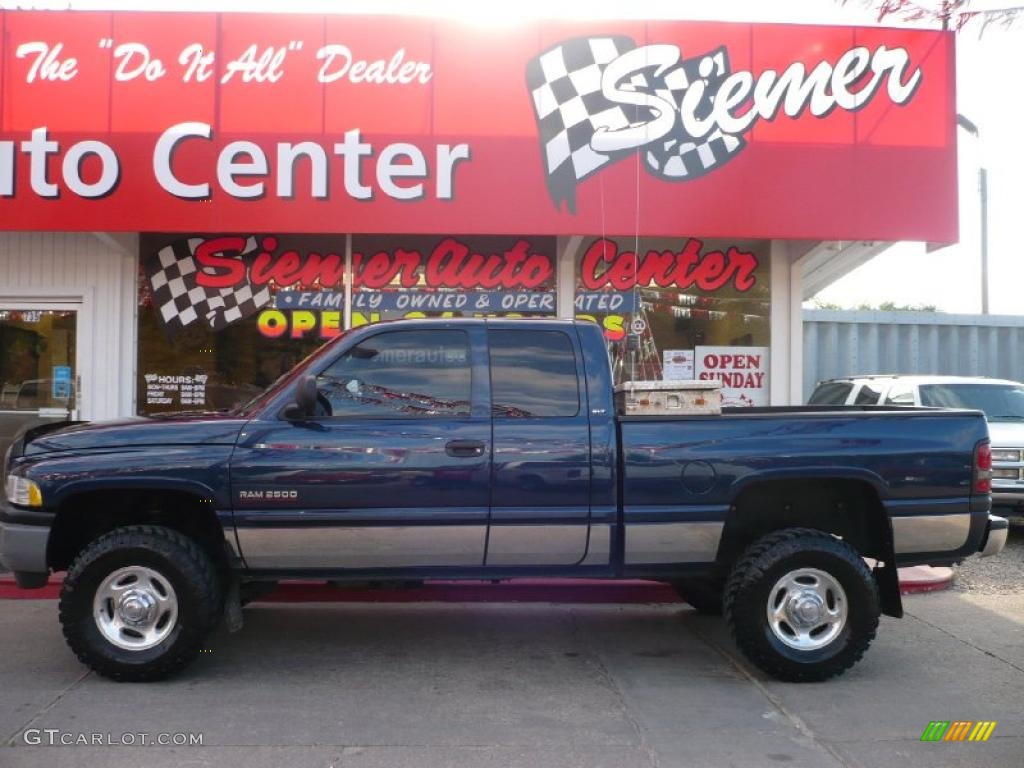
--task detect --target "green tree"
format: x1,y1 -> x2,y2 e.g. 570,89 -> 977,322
807,299 -> 939,311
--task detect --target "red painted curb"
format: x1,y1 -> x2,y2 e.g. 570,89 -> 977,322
899,578 -> 954,595
0,572 -> 63,599
0,582 -> 61,599
896,565 -> 954,595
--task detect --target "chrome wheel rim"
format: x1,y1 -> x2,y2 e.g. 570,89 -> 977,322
766,567 -> 847,652
93,566 -> 178,651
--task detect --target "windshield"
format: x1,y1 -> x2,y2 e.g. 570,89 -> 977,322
919,383 -> 1024,422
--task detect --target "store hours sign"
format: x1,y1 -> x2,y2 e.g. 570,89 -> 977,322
0,11 -> 956,241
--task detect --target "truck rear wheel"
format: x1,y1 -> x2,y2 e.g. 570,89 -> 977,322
724,528 -> 879,682
59,525 -> 222,682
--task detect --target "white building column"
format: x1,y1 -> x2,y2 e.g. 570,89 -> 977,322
556,235 -> 581,319
769,239 -> 806,406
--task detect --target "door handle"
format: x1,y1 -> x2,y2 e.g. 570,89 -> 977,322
445,439 -> 486,458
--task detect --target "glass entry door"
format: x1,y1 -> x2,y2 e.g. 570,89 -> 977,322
0,305 -> 79,461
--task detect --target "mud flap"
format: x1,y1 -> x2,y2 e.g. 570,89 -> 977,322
224,577 -> 244,633
873,519 -> 903,618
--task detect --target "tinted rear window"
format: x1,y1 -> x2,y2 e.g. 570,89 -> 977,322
488,330 -> 579,417
809,382 -> 853,405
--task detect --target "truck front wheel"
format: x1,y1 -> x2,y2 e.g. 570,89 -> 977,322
724,528 -> 880,682
59,525 -> 222,682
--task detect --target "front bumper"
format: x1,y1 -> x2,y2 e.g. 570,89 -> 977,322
979,515 -> 1009,558
0,499 -> 52,587
991,489 -> 1024,517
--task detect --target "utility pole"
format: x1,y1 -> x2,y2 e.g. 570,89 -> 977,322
957,113 -> 989,314
980,166 -> 989,314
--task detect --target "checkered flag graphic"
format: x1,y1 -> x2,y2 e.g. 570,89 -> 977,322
526,37 -> 747,211
640,46 -> 746,180
527,36 -> 639,213
146,237 -> 270,336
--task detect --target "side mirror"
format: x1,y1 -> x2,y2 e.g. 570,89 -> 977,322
283,374 -> 318,421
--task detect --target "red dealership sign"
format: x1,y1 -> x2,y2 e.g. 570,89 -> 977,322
0,12 -> 956,241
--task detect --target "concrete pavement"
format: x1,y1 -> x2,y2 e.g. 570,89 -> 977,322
1,591 -> 1021,768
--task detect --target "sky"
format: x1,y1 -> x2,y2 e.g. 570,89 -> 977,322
813,24 -> 1024,315
3,0 -> 1019,314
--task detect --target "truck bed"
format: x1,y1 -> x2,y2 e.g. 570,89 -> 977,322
617,406 -> 990,569
618,404 -> 981,420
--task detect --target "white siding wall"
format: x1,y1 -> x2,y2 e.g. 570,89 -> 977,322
769,240 -> 808,406
0,232 -> 138,420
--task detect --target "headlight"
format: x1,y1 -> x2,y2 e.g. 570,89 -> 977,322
992,449 -> 1022,463
992,468 -> 1022,481
5,475 -> 42,507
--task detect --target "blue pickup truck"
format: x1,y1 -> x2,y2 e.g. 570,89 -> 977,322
1,319 -> 1008,682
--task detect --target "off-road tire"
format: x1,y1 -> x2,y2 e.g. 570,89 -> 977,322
59,525 -> 222,682
724,527 -> 879,682
671,576 -> 724,615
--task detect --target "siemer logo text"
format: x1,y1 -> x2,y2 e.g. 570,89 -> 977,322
527,36 -> 922,210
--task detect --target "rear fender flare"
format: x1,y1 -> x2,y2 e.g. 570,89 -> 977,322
721,470 -> 901,618
728,466 -> 889,501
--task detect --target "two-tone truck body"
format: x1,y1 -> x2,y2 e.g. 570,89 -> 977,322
1,319 -> 1007,681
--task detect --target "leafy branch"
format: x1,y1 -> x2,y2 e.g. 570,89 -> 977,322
841,1 -> 1022,33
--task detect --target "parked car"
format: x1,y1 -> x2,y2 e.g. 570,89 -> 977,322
1,378 -> 74,410
2,320 -> 1006,683
810,375 -> 1024,520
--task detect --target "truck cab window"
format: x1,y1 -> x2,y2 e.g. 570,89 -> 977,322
489,330 -> 579,417
316,330 -> 471,418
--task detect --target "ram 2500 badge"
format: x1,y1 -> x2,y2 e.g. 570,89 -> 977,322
1,319 -> 1008,682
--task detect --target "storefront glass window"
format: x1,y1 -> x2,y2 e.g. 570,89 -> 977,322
137,233 -> 558,415
137,233 -> 346,414
351,235 -> 557,326
574,236 -> 771,405
137,232 -> 770,414
0,308 -> 77,457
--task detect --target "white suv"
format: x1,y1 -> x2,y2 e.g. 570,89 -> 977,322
809,375 -> 1024,520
